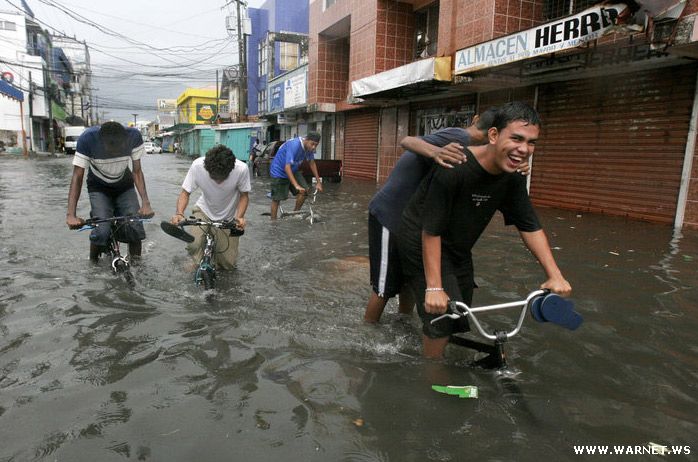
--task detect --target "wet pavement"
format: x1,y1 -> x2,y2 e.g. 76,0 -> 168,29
0,153 -> 696,461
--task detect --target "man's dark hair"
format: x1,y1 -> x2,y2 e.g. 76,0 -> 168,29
99,121 -> 128,154
204,144 -> 236,180
475,107 -> 498,131
492,101 -> 541,131
305,131 -> 321,142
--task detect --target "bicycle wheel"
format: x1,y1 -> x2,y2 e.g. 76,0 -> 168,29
201,269 -> 215,291
114,259 -> 135,288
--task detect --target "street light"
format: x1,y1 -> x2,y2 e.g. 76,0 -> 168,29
132,113 -> 138,126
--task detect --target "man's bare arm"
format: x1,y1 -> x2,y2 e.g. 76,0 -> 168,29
132,159 -> 154,217
519,229 -> 571,296
66,166 -> 85,229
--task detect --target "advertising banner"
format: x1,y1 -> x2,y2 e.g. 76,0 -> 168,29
270,83 -> 284,112
284,73 -> 306,109
196,103 -> 217,122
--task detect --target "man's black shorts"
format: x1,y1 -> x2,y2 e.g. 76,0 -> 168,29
406,272 -> 474,339
368,212 -> 403,299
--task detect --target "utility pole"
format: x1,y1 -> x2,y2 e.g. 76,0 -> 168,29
132,113 -> 138,127
235,0 -> 248,121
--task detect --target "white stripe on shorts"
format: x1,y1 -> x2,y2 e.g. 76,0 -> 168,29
378,226 -> 390,297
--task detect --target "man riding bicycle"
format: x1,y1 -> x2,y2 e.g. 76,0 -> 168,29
169,144 -> 250,270
65,121 -> 154,261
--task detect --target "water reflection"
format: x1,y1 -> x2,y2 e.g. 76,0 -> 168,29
0,154 -> 696,461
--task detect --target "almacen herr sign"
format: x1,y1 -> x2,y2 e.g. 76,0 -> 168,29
454,3 -> 631,75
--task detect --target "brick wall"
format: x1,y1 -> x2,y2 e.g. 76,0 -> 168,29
316,35 -> 350,102
375,0 -> 414,72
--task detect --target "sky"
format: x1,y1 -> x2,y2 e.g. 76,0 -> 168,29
4,0 -> 265,124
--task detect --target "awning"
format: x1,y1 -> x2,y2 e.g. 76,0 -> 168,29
0,80 -> 23,101
351,56 -> 452,99
51,101 -> 66,121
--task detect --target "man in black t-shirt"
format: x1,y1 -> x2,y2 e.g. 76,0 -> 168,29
398,101 -> 572,359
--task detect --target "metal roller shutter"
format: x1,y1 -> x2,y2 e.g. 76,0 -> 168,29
531,64 -> 696,224
343,109 -> 379,180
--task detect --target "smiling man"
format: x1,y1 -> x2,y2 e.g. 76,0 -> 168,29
397,101 -> 572,359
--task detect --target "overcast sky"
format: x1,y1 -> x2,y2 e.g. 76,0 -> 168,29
6,0 -> 265,124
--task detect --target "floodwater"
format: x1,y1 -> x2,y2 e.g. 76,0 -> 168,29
1,153 -> 696,461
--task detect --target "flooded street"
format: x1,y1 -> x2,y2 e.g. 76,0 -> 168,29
1,153 -> 697,461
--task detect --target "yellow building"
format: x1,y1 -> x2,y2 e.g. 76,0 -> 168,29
176,88 -> 225,125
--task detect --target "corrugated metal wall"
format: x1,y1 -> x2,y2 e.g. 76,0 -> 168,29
343,109 -> 379,180
531,64 -> 697,224
218,128 -> 254,161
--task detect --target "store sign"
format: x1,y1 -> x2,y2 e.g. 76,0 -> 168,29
270,83 -> 284,112
284,73 -> 306,109
196,103 -> 216,122
454,4 -> 629,75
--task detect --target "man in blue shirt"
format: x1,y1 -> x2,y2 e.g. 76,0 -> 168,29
269,132 -> 324,219
66,121 -> 154,261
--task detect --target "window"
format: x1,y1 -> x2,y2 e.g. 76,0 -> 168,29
0,21 -> 17,31
258,42 -> 268,76
324,0 -> 337,10
544,0 -> 598,20
258,89 -> 267,113
279,42 -> 299,72
415,2 -> 439,59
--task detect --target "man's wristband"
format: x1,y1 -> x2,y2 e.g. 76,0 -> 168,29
425,287 -> 444,292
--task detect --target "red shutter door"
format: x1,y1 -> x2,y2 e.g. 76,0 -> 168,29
531,64 -> 696,224
343,109 -> 379,180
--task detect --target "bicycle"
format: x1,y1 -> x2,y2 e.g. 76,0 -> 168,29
277,187 -> 319,223
160,218 -> 243,291
430,289 -> 583,371
77,215 -> 147,287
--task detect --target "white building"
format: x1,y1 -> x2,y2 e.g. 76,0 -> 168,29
51,35 -> 92,125
0,9 -> 53,153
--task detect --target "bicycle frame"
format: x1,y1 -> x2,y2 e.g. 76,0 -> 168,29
194,231 -> 217,290
79,215 -> 144,286
161,218 -> 241,291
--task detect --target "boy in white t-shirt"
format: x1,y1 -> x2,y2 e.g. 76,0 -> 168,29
170,144 -> 251,270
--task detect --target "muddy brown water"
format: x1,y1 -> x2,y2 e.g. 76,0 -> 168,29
1,153 -> 696,461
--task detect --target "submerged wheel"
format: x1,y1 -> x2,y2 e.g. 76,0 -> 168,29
114,259 -> 135,287
201,269 -> 215,291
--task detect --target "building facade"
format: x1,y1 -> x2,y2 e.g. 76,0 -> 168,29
247,0 -> 322,152
308,0 -> 698,229
176,88 -> 224,125
50,35 -> 93,126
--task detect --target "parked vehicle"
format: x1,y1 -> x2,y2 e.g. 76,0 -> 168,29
63,126 -> 86,155
144,141 -> 162,154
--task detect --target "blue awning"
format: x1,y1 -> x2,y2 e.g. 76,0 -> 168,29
0,80 -> 23,101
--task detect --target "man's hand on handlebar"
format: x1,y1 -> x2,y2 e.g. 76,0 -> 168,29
170,213 -> 186,225
138,204 -> 154,219
424,290 -> 450,314
541,276 -> 572,298
66,214 -> 85,230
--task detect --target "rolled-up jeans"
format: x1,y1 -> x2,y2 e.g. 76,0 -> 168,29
88,188 -> 145,246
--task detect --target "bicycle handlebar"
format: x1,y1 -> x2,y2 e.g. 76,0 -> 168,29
431,289 -> 549,341
78,215 -> 149,231
179,217 -> 240,229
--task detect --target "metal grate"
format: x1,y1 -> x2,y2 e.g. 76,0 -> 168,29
543,0 -> 599,20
